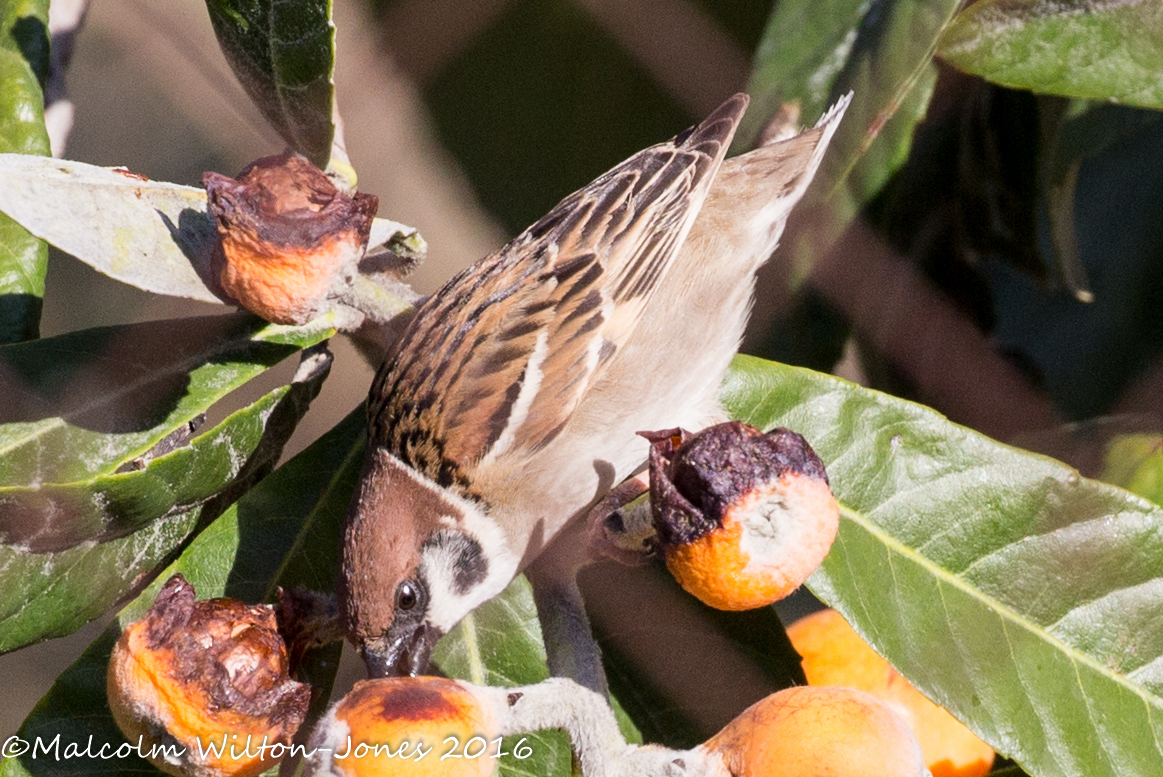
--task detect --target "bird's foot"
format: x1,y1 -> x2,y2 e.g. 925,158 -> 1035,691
586,470 -> 656,565
276,587 -> 345,672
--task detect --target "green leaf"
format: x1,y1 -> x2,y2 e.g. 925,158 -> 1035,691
0,155 -> 225,303
0,314 -> 335,651
0,346 -> 331,654
433,576 -> 573,777
0,0 -> 51,343
0,312 -> 334,487
1,404 -> 604,777
0,520 -> 249,777
205,0 -> 335,167
0,357 -> 331,552
225,407 -> 366,773
721,355 -> 1163,777
743,0 -> 959,283
0,409 -> 366,777
741,0 -> 869,146
1100,434 -> 1163,509
939,0 -> 1163,111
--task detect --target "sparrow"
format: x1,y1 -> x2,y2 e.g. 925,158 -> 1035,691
340,91 -> 851,678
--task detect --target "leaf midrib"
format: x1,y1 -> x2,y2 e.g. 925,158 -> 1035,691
836,501 -> 1163,717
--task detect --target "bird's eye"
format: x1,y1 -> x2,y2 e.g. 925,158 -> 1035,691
397,581 -> 419,611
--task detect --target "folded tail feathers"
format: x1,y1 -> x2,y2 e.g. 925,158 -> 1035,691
716,93 -> 852,256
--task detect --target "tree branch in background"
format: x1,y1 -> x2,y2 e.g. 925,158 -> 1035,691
375,0 -> 516,85
575,0 -> 750,116
810,218 -> 1061,442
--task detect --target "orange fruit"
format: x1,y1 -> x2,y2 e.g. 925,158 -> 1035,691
701,685 -> 927,777
107,576 -> 309,777
310,677 -> 497,777
787,609 -> 995,777
664,472 -> 838,610
204,152 -> 377,325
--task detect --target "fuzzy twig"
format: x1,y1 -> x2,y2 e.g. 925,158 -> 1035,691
45,0 -> 90,156
475,678 -> 727,777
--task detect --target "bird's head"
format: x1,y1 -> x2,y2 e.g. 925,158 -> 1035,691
340,447 -> 509,678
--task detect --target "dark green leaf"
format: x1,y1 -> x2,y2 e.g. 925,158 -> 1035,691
740,0 -> 870,147
722,355 -> 1163,777
225,407 -> 365,775
433,576 -> 573,777
0,0 -> 51,343
224,407 -> 363,601
0,348 -> 330,653
1,387 -> 304,552
0,409 -> 366,777
205,0 -> 335,167
985,105 -> 1163,419
0,516 -> 256,777
0,313 -> 334,487
939,0 -> 1163,111
743,0 -> 958,282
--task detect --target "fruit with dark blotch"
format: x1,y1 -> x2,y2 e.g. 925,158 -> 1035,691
107,574 -> 310,777
306,676 -> 497,777
788,609 -> 994,777
647,421 -> 839,610
203,152 -> 378,324
700,685 -> 929,777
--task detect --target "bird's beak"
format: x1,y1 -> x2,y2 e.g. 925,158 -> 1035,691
361,624 -> 443,678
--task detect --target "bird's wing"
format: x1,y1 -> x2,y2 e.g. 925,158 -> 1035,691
369,95 -> 748,490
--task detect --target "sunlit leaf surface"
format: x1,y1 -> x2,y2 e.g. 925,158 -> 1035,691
0,155 -> 423,305
940,0 -> 1163,111
0,0 -> 51,342
723,355 -> 1163,777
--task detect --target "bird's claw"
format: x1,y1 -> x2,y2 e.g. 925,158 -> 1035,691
585,470 -> 656,565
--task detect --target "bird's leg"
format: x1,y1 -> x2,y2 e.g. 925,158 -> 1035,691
526,520 -> 610,696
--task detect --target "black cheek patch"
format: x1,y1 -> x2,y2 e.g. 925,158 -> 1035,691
424,530 -> 489,595
452,534 -> 488,595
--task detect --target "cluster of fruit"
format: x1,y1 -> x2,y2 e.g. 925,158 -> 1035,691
107,573 -> 993,777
